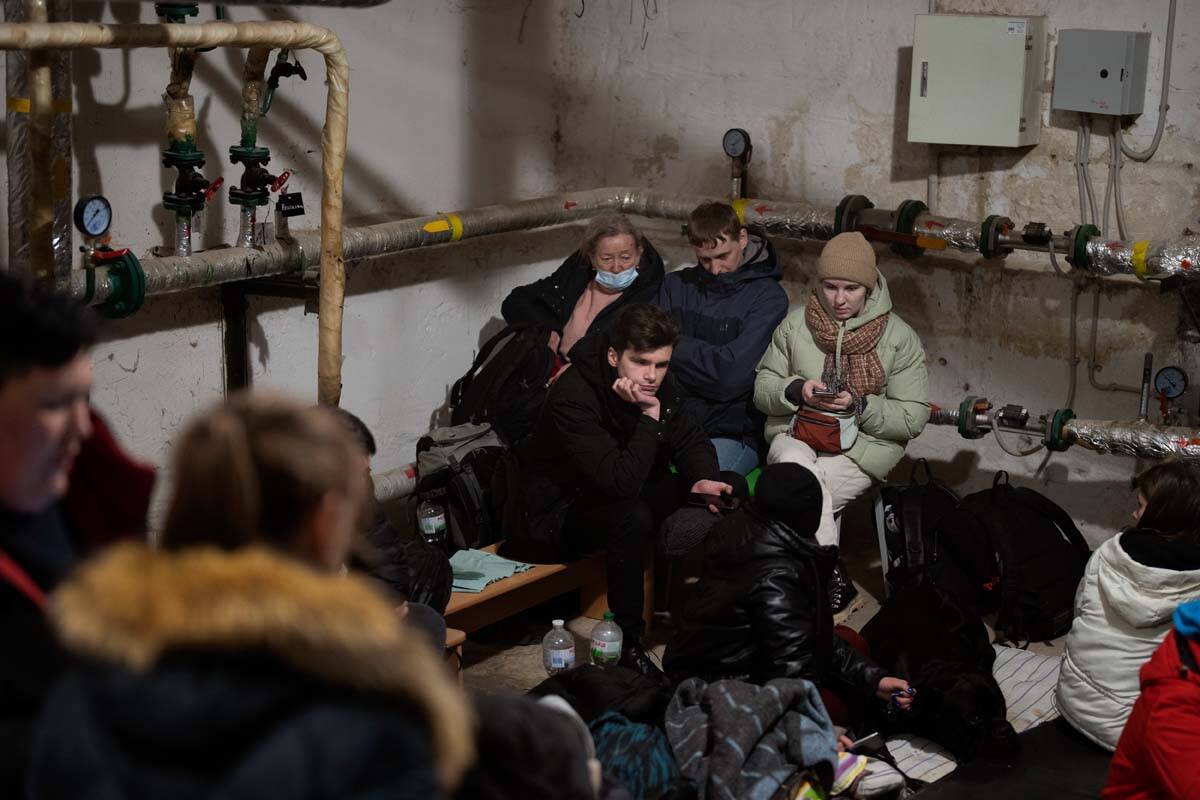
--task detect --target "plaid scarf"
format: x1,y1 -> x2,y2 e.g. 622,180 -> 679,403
804,292 -> 889,397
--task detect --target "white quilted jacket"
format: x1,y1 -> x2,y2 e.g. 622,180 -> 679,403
1055,533 -> 1200,750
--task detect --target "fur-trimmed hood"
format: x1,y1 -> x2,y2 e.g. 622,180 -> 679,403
50,542 -> 474,789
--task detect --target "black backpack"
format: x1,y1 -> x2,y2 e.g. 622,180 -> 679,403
933,471 -> 1091,645
877,458 -> 960,592
449,323 -> 556,446
414,423 -> 507,553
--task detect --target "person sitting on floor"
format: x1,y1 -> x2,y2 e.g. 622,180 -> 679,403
1104,597 -> 1200,800
28,394 -> 473,799
512,303 -> 734,678
502,213 -> 664,361
754,231 -> 929,612
1056,459 -> 1200,751
657,201 -> 789,476
663,462 -> 911,729
0,274 -> 154,797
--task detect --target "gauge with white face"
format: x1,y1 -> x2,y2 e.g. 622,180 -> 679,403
722,128 -> 751,159
73,195 -> 112,238
1155,366 -> 1188,399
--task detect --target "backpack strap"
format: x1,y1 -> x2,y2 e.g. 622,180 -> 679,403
449,323 -> 542,412
1006,486 -> 1091,557
0,548 -> 47,610
902,495 -> 926,573
448,455 -> 494,548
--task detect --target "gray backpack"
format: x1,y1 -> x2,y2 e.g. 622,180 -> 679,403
414,423 -> 507,552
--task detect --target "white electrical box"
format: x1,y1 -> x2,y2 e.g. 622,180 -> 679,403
1052,29 -> 1150,116
907,14 -> 1047,148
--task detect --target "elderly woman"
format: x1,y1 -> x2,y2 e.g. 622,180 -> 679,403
754,232 -> 929,610
502,213 -> 664,360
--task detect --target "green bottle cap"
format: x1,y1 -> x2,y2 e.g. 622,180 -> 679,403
603,611 -> 614,621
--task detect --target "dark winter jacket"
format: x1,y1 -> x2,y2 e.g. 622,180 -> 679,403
1104,616 -> 1200,799
657,232 -> 789,444
501,238 -> 665,354
664,505 -> 884,696
28,543 -> 474,799
516,333 -> 720,557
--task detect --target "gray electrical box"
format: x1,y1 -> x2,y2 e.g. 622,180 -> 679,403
1052,29 -> 1150,115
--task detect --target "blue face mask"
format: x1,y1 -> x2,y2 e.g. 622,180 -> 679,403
594,267 -> 639,292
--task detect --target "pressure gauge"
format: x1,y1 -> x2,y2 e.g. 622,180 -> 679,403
1154,366 -> 1189,399
722,127 -> 751,160
73,195 -> 112,238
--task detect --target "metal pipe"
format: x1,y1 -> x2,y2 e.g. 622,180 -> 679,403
237,206 -> 256,249
49,0 -> 70,280
174,213 -> 192,257
372,462 -> 417,503
1066,418 -> 1200,461
913,212 -> 982,253
4,0 -> 31,274
1137,352 -> 1154,421
239,46 -> 270,147
0,20 -> 352,408
26,0 -> 54,285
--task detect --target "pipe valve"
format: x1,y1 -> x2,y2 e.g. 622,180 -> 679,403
162,153 -> 212,214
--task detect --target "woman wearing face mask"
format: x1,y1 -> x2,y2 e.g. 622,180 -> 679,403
28,394 -> 473,799
754,232 -> 929,611
502,213 -> 665,361
1056,459 -> 1200,752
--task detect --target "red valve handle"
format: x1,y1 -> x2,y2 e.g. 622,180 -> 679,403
271,170 -> 291,193
205,176 -> 225,202
92,247 -> 132,263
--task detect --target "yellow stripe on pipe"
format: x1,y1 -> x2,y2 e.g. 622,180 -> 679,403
731,198 -> 749,225
1131,240 -> 1150,279
447,213 -> 463,242
422,218 -> 451,235
6,96 -> 72,113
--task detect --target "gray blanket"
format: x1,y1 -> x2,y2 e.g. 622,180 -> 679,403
665,677 -> 838,800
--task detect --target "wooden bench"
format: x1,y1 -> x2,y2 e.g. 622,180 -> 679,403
444,543 -> 652,635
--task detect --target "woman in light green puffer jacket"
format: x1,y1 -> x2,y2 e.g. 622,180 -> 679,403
754,232 -> 930,552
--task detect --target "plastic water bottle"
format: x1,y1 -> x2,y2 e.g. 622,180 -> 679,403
416,499 -> 447,548
542,619 -> 576,676
589,611 -> 623,667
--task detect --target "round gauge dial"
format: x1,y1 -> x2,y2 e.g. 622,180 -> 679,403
722,127 -> 751,159
1154,366 -> 1189,399
73,195 -> 112,238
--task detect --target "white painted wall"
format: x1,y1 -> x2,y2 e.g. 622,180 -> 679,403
2,0 -> 1196,540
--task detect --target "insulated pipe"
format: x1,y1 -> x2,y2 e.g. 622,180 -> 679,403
4,0 -> 31,273
174,213 -> 191,257
239,45 -> 269,147
25,0 -> 54,285
237,205 -> 256,248
1066,418 -> 1200,461
49,0 -> 70,280
372,462 -> 417,503
0,20 -> 351,407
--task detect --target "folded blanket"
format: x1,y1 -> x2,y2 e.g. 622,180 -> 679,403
450,548 -> 533,593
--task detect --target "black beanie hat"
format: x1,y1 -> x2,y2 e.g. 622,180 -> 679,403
754,463 -> 823,537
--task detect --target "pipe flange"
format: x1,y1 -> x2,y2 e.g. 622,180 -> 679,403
957,395 -> 988,440
834,194 -> 874,236
162,148 -> 205,168
980,215 -> 1015,260
155,1 -> 198,22
1045,408 -> 1076,452
893,199 -> 928,259
229,145 -> 271,166
98,252 -> 146,319
1066,224 -> 1100,270
228,187 -> 271,208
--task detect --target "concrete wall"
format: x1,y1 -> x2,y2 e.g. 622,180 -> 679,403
2,0 -> 1197,540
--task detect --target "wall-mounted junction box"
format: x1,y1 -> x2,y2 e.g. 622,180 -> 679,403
1051,29 -> 1150,116
908,14 -> 1047,148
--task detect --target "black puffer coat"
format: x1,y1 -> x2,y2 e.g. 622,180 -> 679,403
515,333 -> 719,558
664,506 -> 884,696
501,238 -> 665,353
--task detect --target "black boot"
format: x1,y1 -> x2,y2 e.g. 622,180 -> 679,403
829,559 -> 859,615
618,641 -> 666,681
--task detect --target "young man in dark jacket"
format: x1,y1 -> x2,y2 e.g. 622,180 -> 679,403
657,201 -> 790,476
0,274 -> 152,795
664,463 -> 911,726
515,304 -> 731,676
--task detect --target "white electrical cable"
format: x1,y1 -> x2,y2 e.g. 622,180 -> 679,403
1074,125 -> 1090,226
1112,124 -> 1130,240
1121,0 -> 1176,162
990,412 -> 1045,457
1046,236 -> 1069,279
1080,117 -> 1098,225
1101,126 -> 1116,238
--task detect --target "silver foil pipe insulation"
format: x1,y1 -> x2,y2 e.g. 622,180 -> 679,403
237,206 -> 257,249
1066,419 -> 1200,461
913,213 -> 982,253
174,214 -> 192,257
1085,237 -> 1200,281
5,0 -> 30,273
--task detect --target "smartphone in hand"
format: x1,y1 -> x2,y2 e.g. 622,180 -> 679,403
687,493 -> 740,512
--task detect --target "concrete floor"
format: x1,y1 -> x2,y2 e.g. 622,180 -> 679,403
461,498 -> 1066,693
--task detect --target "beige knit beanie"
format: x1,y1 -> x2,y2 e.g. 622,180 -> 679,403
816,232 -> 877,289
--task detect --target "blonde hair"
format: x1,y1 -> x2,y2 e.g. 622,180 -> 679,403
579,213 -> 643,264
161,393 -> 362,553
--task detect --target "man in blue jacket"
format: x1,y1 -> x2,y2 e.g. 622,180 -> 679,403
657,201 -> 790,475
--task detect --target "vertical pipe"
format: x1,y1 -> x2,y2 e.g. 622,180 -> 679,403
49,0 -> 71,280
1138,353 -> 1153,421
238,206 -> 256,248
240,46 -> 270,146
4,0 -> 30,274
26,0 -> 54,285
174,212 -> 192,257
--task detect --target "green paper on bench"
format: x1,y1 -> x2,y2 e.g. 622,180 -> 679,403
450,548 -> 534,593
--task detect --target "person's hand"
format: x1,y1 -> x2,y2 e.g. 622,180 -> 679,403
547,362 -> 571,386
690,479 -> 733,514
547,331 -> 562,353
876,676 -> 914,710
837,734 -> 854,753
802,379 -> 853,412
613,377 -> 661,420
